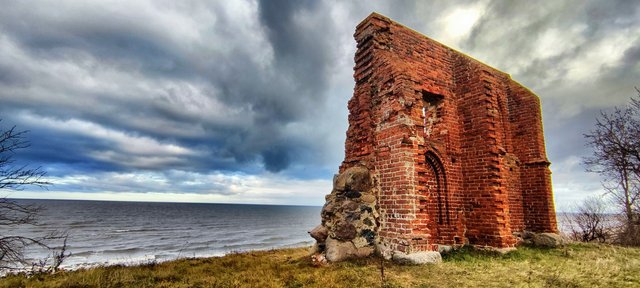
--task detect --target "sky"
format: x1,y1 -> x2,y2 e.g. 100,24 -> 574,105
0,0 -> 638,209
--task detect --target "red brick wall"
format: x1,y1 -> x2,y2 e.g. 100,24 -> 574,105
507,82 -> 558,233
340,13 -> 557,251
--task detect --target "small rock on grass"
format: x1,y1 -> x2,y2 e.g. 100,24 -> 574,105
392,251 -> 442,265
532,233 -> 569,247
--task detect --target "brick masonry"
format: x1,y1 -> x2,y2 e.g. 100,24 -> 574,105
337,13 -> 558,252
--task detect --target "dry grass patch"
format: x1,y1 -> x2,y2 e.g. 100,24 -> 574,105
1,243 -> 639,287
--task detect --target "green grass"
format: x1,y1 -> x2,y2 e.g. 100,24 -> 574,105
2,243 -> 639,287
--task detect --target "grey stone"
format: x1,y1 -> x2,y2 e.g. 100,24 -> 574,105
325,237 -> 374,262
321,202 -> 334,217
333,173 -> 347,191
360,205 -> 373,213
325,193 -> 336,201
392,251 -> 442,265
360,194 -> 376,205
352,236 -> 369,248
345,211 -> 361,222
344,190 -> 362,198
325,237 -> 355,262
352,246 -> 374,258
514,230 -> 535,245
521,231 -> 536,240
334,221 -> 357,240
361,194 -> 376,204
334,166 -> 371,192
377,243 -> 394,260
309,225 -> 328,242
532,233 -> 568,247
342,200 -> 359,211
345,166 -> 371,192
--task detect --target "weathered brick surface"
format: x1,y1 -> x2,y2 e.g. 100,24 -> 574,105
337,13 -> 558,252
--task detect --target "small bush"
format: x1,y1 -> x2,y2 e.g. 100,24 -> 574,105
617,222 -> 640,246
564,197 -> 611,243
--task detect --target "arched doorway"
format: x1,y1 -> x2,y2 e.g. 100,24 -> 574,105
425,151 -> 449,225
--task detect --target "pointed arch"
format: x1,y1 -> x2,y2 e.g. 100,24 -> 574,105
425,151 -> 450,225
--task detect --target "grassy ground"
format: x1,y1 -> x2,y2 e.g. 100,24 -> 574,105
1,243 -> 639,288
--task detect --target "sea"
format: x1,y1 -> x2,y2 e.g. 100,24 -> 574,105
5,199 -> 321,271
5,199 -> 599,272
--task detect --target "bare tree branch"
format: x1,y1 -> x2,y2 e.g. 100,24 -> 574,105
0,119 -> 67,273
583,88 -> 640,245
564,197 -> 611,243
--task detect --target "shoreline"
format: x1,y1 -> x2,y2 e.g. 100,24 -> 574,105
2,243 -> 315,277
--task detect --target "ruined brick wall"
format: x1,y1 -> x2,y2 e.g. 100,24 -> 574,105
339,13 -> 557,252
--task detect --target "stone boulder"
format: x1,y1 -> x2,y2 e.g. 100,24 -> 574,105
310,253 -> 328,267
514,231 -> 569,247
333,221 -> 357,240
308,225 -> 328,242
333,166 -> 371,192
532,233 -> 568,247
392,251 -> 442,265
325,237 -> 374,262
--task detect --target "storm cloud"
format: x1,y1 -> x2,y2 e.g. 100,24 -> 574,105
0,1 -> 342,173
0,0 -> 637,206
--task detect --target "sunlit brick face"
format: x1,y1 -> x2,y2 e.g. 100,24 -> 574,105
338,13 -> 558,252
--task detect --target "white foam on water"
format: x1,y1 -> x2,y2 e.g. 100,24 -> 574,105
3,199 -> 321,274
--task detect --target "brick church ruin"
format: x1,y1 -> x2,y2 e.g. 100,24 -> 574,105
310,13 -> 559,263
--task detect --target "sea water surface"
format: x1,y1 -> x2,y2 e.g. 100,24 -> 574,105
7,199 -> 601,271
7,199 -> 321,270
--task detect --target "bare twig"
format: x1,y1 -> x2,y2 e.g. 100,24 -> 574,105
1,120 -> 65,273
583,88 -> 640,245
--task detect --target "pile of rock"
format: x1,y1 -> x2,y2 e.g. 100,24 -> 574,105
309,166 -> 379,262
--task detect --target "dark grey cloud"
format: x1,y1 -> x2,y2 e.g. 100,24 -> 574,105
0,0 -> 636,205
0,0 -> 347,176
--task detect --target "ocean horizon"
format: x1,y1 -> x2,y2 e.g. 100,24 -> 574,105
5,198 -> 321,271
5,198 -> 593,272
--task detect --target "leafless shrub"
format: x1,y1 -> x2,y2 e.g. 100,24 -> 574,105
1,120 -> 69,273
615,218 -> 640,246
583,88 -> 640,246
564,197 -> 610,242
0,198 -> 70,273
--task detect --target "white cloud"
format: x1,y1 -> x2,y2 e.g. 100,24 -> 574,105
16,112 -> 202,169
23,113 -> 195,156
534,24 -> 587,60
435,1 -> 488,48
565,27 -> 639,83
550,155 -> 607,211
12,170 -> 331,206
